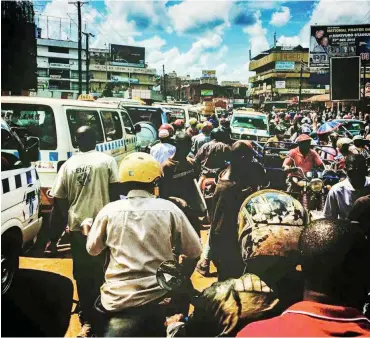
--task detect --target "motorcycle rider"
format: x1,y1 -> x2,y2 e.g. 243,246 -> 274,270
209,140 -> 266,281
283,134 -> 325,193
150,128 -> 177,164
195,128 -> 231,189
217,118 -> 233,145
189,121 -> 213,157
186,118 -> 199,138
86,152 -> 202,337
238,218 -> 370,337
166,190 -> 307,337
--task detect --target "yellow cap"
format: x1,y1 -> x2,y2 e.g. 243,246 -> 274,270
119,152 -> 162,183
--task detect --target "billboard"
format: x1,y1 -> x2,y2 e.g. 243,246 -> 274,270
275,61 -> 295,70
110,44 -> 145,68
330,57 -> 360,101
309,24 -> 370,68
201,89 -> 214,96
202,70 -> 216,78
111,75 -> 139,84
275,81 -> 286,89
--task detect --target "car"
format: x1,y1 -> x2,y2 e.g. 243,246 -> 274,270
230,110 -> 270,143
1,119 -> 42,294
334,119 -> 365,137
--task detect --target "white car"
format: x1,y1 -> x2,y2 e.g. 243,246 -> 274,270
1,119 -> 42,294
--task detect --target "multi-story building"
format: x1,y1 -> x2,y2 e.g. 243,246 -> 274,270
36,38 -> 87,99
248,45 -> 329,105
89,47 -> 159,100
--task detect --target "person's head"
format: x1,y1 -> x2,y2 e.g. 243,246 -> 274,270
189,118 -> 198,128
353,135 -> 365,148
201,121 -> 213,136
346,154 -> 368,189
158,129 -> 171,143
315,30 -> 324,39
296,134 -> 312,155
329,132 -> 339,146
275,125 -> 286,140
159,123 -> 175,137
173,119 -> 184,131
299,219 -> 370,308
321,37 -> 329,46
337,137 -> 353,156
75,126 -> 96,152
210,128 -> 223,142
173,131 -> 192,160
118,152 -> 162,195
230,141 -> 254,168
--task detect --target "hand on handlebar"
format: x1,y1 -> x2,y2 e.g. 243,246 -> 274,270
284,167 -> 299,173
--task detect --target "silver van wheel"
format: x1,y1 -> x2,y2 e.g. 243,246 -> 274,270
1,241 -> 19,295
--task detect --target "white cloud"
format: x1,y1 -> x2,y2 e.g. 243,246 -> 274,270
277,0 -> 370,48
270,6 -> 291,27
166,0 -> 233,34
243,11 -> 269,57
278,35 -> 301,47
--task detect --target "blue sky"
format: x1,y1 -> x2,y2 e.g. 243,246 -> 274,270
36,0 -> 370,83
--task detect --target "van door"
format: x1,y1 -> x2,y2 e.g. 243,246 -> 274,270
1,127 -> 41,241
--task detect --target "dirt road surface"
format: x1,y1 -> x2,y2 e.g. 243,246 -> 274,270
3,230 -> 216,337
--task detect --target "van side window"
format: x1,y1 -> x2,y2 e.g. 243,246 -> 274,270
66,109 -> 104,147
120,111 -> 134,134
1,129 -> 19,171
100,111 -> 123,141
1,104 -> 57,150
189,110 -> 198,119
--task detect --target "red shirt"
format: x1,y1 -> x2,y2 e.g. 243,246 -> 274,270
237,301 -> 370,337
283,148 -> 323,176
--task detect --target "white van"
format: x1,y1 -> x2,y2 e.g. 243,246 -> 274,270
1,96 -> 139,214
153,104 -> 201,126
1,119 -> 42,294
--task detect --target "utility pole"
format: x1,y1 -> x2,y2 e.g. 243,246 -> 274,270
298,59 -> 304,110
77,1 -> 82,95
162,64 -> 167,102
363,59 -> 366,101
82,32 -> 94,94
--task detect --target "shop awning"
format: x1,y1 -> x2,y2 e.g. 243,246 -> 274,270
302,94 -> 330,102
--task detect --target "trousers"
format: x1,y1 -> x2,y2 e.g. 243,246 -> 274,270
70,232 -> 105,326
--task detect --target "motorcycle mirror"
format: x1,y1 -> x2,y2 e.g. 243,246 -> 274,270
156,260 -> 185,291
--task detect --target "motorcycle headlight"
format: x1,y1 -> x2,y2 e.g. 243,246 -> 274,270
309,179 -> 323,192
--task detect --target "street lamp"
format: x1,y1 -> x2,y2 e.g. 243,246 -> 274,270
82,32 -> 95,94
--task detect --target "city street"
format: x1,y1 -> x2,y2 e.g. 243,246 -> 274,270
2,231 -> 216,337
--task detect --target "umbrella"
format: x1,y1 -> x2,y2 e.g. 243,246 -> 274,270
317,120 -> 342,135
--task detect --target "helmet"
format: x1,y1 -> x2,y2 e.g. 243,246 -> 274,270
189,118 -> 197,126
296,134 -> 312,143
173,119 -> 185,128
201,121 -> 213,133
210,128 -> 223,141
159,123 -> 175,136
343,114 -> 351,119
337,137 -> 353,151
119,152 -> 162,183
238,190 -> 307,264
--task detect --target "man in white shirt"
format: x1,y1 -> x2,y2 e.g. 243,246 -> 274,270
323,154 -> 370,219
50,126 -> 118,337
86,152 -> 202,337
150,128 -> 176,164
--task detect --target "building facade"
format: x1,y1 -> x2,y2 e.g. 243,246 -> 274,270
36,38 -> 87,99
248,45 -> 329,105
89,48 -> 158,100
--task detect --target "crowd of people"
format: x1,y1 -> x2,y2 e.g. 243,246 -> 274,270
45,107 -> 370,337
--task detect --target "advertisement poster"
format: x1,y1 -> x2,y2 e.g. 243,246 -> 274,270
275,81 -> 286,89
309,24 -> 370,68
111,44 -> 145,68
201,89 -> 214,96
111,75 -> 139,84
275,61 -> 295,70
201,70 -> 216,78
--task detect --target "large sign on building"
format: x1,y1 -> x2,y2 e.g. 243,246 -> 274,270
201,70 -> 216,78
201,89 -> 214,96
275,61 -> 295,70
309,24 -> 370,68
110,44 -> 145,68
250,52 -> 308,71
90,64 -> 156,74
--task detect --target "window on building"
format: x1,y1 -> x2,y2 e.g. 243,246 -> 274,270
120,110 -> 135,134
49,57 -> 69,64
71,83 -> 87,91
37,68 -> 48,77
100,111 -> 123,141
49,80 -> 70,90
48,46 -> 69,54
66,109 -> 104,147
2,103 -> 57,150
